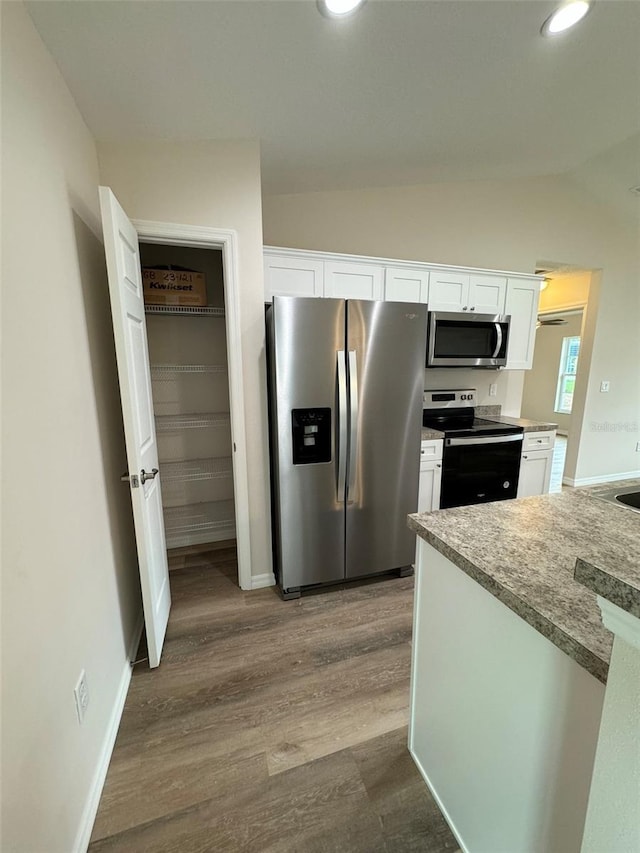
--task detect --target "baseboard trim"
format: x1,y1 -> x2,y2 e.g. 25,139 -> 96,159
251,572 -> 276,590
563,470 -> 640,487
408,746 -> 469,853
73,611 -> 144,853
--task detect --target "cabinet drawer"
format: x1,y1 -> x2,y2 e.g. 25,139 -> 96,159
522,430 -> 556,452
421,439 -> 443,465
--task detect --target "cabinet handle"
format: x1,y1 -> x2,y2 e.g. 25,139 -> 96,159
436,463 -> 442,468
523,455 -> 528,459
462,306 -> 468,311
470,306 -> 475,311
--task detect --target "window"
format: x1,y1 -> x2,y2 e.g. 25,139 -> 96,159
555,336 -> 580,414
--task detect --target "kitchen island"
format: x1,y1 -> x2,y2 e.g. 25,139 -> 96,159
407,483 -> 640,853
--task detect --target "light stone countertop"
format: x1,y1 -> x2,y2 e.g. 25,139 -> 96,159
421,427 -> 445,441
492,415 -> 558,432
408,485 -> 640,683
574,480 -> 640,619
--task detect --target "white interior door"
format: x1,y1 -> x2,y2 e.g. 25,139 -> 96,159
99,186 -> 170,668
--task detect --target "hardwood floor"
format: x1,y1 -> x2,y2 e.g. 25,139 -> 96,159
89,549 -> 459,852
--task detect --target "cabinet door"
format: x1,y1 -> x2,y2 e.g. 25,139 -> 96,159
264,254 -> 324,301
428,271 -> 469,312
418,460 -> 442,511
517,449 -> 553,498
505,278 -> 541,370
324,261 -> 384,301
469,274 -> 507,315
384,267 -> 429,304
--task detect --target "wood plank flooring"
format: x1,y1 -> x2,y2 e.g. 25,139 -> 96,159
89,549 -> 459,852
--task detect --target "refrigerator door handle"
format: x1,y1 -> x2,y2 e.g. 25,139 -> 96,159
336,350 -> 348,502
347,350 -> 359,502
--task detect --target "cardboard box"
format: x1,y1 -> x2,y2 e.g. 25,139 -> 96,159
142,267 -> 207,306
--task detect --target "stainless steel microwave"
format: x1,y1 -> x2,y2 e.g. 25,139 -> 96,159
426,311 -> 511,368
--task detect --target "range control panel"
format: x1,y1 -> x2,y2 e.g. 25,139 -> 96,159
423,389 -> 476,409
291,408 -> 332,465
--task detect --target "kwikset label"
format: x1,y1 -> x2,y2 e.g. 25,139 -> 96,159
142,268 -> 207,306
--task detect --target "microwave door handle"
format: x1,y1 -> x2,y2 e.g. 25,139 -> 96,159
337,350 -> 348,502
492,323 -> 503,359
347,350 -> 359,503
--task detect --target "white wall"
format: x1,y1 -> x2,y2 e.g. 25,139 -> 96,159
263,170 -> 640,482
97,139 -> 271,579
522,312 -> 583,433
1,4 -> 141,851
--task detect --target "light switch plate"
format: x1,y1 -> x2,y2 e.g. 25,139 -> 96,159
600,381 -> 610,392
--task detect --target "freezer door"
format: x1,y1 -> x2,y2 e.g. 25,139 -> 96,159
268,297 -> 346,590
345,301 -> 427,579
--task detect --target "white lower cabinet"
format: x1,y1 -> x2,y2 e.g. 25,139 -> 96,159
418,440 -> 443,512
517,433 -> 555,498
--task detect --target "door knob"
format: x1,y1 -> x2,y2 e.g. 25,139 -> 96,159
140,468 -> 159,483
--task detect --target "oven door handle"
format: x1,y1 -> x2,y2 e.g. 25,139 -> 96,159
446,434 -> 523,447
492,323 -> 503,359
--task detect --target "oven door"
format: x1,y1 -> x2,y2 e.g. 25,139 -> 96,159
427,312 -> 510,368
440,433 -> 523,509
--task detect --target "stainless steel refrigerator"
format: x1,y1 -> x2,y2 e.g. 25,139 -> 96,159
267,296 -> 427,599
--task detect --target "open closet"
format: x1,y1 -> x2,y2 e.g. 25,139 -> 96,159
139,243 -> 237,576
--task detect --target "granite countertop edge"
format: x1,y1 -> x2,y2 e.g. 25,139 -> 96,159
421,427 -> 445,440
574,557 -> 640,620
493,416 -> 558,432
408,515 -> 609,683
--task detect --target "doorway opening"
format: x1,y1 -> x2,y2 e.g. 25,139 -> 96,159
140,242 -> 238,582
521,264 -> 593,488
134,220 -> 252,593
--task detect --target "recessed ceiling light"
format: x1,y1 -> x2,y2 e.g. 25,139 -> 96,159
541,1 -> 592,36
317,0 -> 366,19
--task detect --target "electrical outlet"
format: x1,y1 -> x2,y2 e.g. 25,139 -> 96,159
489,383 -> 498,397
74,670 -> 89,724
600,381 -> 610,393
636,442 -> 640,452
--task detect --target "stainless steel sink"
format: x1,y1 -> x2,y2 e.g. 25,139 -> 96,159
593,486 -> 640,514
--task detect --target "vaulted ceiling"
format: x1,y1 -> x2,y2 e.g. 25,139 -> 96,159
27,1 -> 640,196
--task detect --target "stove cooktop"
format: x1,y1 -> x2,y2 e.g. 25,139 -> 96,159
422,414 -> 524,439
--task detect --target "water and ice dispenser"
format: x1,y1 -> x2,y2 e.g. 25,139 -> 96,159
291,408 -> 332,465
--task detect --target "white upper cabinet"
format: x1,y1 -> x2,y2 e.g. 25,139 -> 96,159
264,254 -> 324,302
428,271 -> 469,312
429,272 -> 506,314
324,261 -> 384,301
384,267 -> 429,304
505,278 -> 540,370
264,248 -> 541,371
468,274 -> 507,315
